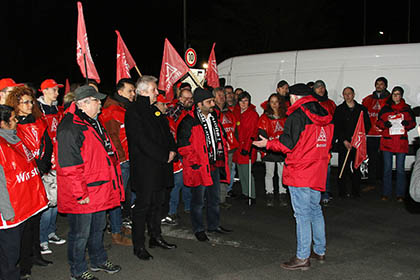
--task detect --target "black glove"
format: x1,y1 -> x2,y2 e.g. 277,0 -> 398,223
384,121 -> 392,128
240,149 -> 249,156
191,164 -> 201,170
401,120 -> 409,127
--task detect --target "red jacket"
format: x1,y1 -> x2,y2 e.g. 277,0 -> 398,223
56,103 -> 124,214
318,99 -> 336,115
215,105 -> 239,152
0,137 -> 48,229
177,109 -> 230,187
41,109 -> 63,169
232,104 -> 259,164
168,110 -> 188,173
258,113 -> 286,161
362,91 -> 391,136
100,97 -> 129,162
266,96 -> 334,191
376,99 -> 416,153
16,117 -> 48,160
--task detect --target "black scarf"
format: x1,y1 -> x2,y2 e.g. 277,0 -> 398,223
196,108 -> 224,165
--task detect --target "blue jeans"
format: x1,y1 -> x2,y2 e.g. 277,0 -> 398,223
169,171 -> 191,214
67,211 -> 108,277
190,168 -> 220,233
40,206 -> 58,244
227,162 -> 236,192
289,186 -> 326,259
383,151 -> 406,197
109,161 -> 131,233
321,164 -> 331,201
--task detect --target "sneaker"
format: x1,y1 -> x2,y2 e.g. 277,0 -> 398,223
40,243 -> 52,255
90,260 -> 121,274
122,218 -> 132,230
161,215 -> 177,225
48,234 -> 66,245
321,198 -> 329,206
71,271 -> 98,280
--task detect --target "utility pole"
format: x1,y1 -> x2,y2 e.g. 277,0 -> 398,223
183,0 -> 187,52
408,0 -> 411,43
363,0 -> 366,45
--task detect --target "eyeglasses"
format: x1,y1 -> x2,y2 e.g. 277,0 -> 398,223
19,100 -> 34,105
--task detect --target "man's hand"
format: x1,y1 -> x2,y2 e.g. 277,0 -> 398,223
343,140 -> 352,150
78,197 -> 90,205
253,135 -> 268,148
168,151 -> 176,163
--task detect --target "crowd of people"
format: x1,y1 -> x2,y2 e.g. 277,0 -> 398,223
0,73 -> 417,279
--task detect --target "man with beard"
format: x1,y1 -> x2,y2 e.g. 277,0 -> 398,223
162,88 -> 194,225
125,76 -> 177,261
362,77 -> 391,190
177,88 -> 232,242
99,78 -> 135,246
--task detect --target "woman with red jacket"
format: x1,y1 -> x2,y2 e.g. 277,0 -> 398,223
233,91 -> 259,202
258,93 -> 287,207
0,105 -> 48,280
6,86 -> 54,278
376,86 -> 416,202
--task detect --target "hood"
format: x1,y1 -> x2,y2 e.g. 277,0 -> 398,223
0,128 -> 20,144
288,95 -> 332,126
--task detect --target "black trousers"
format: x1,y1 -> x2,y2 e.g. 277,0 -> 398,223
338,148 -> 362,197
20,213 -> 42,275
367,136 -> 382,184
0,222 -> 25,280
132,188 -> 165,251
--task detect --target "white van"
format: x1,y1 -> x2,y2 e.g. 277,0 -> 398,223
218,43 -> 420,169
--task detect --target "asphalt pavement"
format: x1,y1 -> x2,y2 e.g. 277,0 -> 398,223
32,163 -> 420,280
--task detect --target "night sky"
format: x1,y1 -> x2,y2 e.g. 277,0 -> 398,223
2,0 -> 420,93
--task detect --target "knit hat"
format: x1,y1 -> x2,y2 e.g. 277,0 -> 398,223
193,88 -> 213,104
288,83 -> 311,96
313,80 -> 326,89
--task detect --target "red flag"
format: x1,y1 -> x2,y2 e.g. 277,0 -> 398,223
76,2 -> 100,83
115,30 -> 137,83
158,38 -> 190,100
205,43 -> 220,88
64,78 -> 70,95
351,111 -> 367,169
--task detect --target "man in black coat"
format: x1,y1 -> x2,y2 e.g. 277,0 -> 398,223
125,75 -> 177,261
333,86 -> 371,198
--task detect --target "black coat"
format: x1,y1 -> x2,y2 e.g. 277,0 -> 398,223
333,101 -> 371,153
125,96 -> 176,192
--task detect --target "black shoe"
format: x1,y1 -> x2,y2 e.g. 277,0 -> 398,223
219,226 -> 233,233
134,247 -> 154,260
32,256 -> 53,266
195,231 -> 209,241
227,190 -> 237,198
278,193 -> 289,207
149,237 -> 177,249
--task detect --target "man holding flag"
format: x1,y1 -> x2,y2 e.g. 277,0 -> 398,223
333,87 -> 371,199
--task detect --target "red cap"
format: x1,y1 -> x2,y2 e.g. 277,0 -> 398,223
0,78 -> 24,91
39,79 -> 64,92
156,94 -> 171,104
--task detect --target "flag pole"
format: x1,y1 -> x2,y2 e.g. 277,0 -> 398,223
134,65 -> 143,77
83,53 -> 89,84
339,148 -> 351,179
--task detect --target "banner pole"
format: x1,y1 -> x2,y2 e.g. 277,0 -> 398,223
83,53 -> 89,84
339,148 -> 351,179
134,65 -> 143,77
